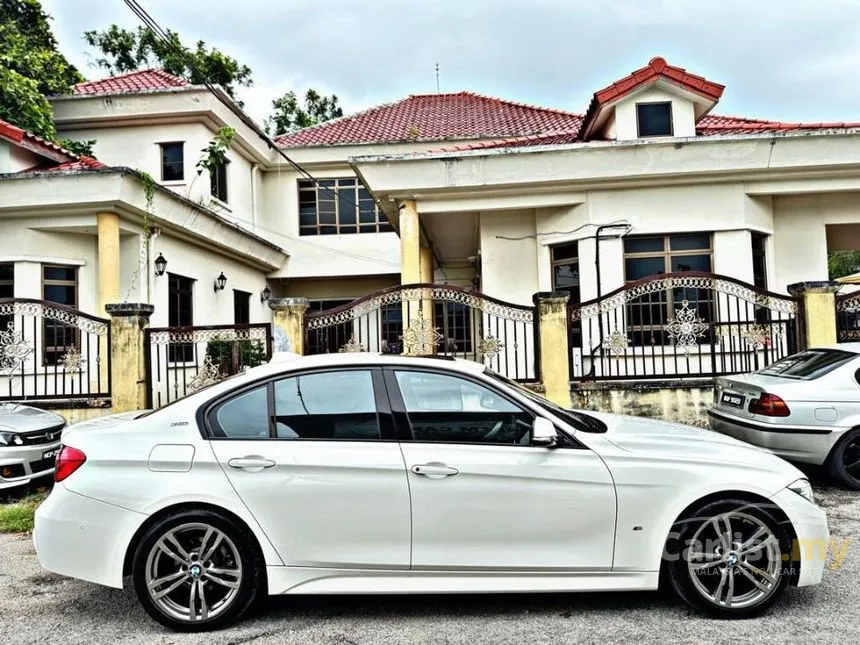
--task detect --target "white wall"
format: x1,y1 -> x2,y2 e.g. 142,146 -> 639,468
478,209 -> 538,305
612,86 -> 696,140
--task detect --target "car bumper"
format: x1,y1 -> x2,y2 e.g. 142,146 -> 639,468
0,441 -> 61,490
769,487 -> 830,587
33,484 -> 147,589
708,409 -> 842,466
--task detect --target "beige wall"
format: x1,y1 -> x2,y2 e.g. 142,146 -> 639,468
572,382 -> 713,427
282,275 -> 399,301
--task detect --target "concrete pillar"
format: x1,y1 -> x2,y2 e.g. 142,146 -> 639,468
399,200 -> 421,285
105,302 -> 154,412
419,244 -> 434,324
97,212 -> 121,316
533,291 -> 572,408
269,297 -> 309,355
787,281 -> 840,349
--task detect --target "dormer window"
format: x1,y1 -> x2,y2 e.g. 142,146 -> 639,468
636,102 -> 673,137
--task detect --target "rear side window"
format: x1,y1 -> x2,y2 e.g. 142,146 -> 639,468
758,349 -> 856,380
212,385 -> 269,438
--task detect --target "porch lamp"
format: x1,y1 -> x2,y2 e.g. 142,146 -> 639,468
261,285 -> 272,303
154,252 -> 167,277
214,272 -> 227,293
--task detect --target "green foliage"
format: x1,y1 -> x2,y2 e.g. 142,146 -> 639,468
83,25 -> 253,103
828,251 -> 860,280
0,489 -> 47,533
196,126 -> 236,176
59,138 -> 95,156
265,88 -> 344,136
205,338 -> 267,376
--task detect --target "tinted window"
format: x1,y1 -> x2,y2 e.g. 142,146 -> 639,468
637,102 -> 673,137
160,142 -> 184,181
213,385 -> 270,438
759,349 -> 856,380
394,371 -> 533,445
273,370 -> 379,440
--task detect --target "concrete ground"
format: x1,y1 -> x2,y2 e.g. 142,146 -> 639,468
1,483 -> 857,645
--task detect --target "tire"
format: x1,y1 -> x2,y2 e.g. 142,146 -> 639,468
826,428 -> 860,491
663,498 -> 794,619
131,509 -> 264,631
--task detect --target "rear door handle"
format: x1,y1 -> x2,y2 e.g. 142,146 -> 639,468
227,456 -> 276,471
411,463 -> 459,478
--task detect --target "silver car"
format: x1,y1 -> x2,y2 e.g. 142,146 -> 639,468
0,403 -> 65,490
709,343 -> 860,489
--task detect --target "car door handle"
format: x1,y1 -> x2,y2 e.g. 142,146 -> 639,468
227,456 -> 276,470
411,463 -> 459,478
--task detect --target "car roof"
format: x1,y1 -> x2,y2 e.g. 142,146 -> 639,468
244,352 -> 488,379
809,343 -> 860,354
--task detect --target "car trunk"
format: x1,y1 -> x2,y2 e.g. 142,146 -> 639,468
712,374 -> 787,419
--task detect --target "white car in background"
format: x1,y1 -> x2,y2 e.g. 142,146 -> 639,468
709,344 -> 860,489
0,403 -> 64,489
34,353 -> 827,631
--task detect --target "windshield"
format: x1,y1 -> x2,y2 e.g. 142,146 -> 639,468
485,370 -> 607,433
757,349 -> 856,381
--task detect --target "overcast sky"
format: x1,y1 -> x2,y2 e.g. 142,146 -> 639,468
40,0 -> 860,127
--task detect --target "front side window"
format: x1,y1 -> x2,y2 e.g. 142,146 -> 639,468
210,160 -> 229,203
636,102 -> 673,137
168,273 -> 194,362
394,370 -> 533,445
298,178 -> 393,235
159,142 -> 184,181
42,265 -> 78,365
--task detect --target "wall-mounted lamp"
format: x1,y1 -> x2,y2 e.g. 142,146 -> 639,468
214,272 -> 227,292
261,285 -> 272,303
154,252 -> 167,277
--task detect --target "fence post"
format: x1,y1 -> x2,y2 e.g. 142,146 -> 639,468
787,281 -> 840,348
105,302 -> 154,412
533,291 -> 572,408
269,297 -> 309,355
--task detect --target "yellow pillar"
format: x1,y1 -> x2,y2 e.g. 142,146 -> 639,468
534,292 -> 572,408
97,212 -> 121,316
787,281 -> 840,348
105,303 -> 153,412
419,244 -> 434,323
399,200 -> 421,286
269,297 -> 309,355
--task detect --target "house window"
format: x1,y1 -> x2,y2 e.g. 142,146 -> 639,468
168,273 -> 194,362
636,102 -> 673,137
305,299 -> 352,354
435,302 -> 473,354
298,178 -> 393,235
159,142 -> 184,182
623,234 -> 713,346
0,263 -> 13,332
551,242 -> 580,347
42,265 -> 78,365
233,290 -> 251,325
210,160 -> 229,203
751,233 -> 767,289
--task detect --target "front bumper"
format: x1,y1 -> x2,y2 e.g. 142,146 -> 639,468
0,441 -> 61,490
770,487 -> 830,588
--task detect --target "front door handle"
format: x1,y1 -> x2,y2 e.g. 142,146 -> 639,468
227,456 -> 276,471
411,463 -> 459,479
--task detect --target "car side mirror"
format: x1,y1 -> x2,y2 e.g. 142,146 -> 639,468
532,417 -> 558,448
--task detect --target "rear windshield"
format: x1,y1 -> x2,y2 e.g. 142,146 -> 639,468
758,349 -> 856,380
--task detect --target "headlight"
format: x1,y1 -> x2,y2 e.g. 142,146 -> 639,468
0,431 -> 17,446
787,478 -> 815,504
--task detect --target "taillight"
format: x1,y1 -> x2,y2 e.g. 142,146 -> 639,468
748,393 -> 790,417
54,445 -> 86,482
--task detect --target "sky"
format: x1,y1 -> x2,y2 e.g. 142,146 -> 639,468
40,0 -> 860,127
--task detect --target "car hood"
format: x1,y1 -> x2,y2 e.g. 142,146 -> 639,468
62,410 -> 148,437
584,410 -> 803,476
0,403 -> 65,433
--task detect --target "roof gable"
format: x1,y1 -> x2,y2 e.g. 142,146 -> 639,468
71,69 -> 189,96
0,117 -> 78,165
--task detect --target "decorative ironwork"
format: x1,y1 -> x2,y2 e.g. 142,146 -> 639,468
0,322 -> 34,377
0,300 -> 108,336
478,335 -> 505,360
401,311 -> 443,356
836,293 -> 860,312
739,324 -> 775,349
837,292 -> 860,342
338,336 -> 366,353
603,329 -> 629,356
59,347 -> 85,372
149,326 -> 269,345
665,300 -> 709,354
187,356 -> 224,392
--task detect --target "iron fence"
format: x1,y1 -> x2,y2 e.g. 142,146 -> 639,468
837,291 -> 860,342
568,272 -> 800,381
0,298 -> 111,401
305,283 -> 537,381
145,323 -> 272,408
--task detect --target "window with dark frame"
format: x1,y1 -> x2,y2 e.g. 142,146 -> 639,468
751,233 -> 768,290
622,234 -> 713,347
41,265 -> 78,366
233,290 -> 251,325
159,142 -> 184,182
210,160 -> 229,203
636,102 -> 673,137
305,299 -> 353,354
298,178 -> 393,235
551,243 -> 581,347
434,302 -> 473,354
0,263 -> 13,333
168,273 -> 195,363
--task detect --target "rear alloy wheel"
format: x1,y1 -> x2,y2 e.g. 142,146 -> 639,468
132,510 -> 263,631
827,428 -> 860,491
665,499 -> 792,618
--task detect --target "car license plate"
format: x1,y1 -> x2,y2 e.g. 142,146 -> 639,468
42,448 -> 60,461
721,392 -> 745,409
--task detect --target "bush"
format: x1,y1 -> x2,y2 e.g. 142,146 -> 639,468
205,337 -> 267,375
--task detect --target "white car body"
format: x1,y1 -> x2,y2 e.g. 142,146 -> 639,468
34,353 -> 828,625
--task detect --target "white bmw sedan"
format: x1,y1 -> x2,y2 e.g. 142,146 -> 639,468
35,353 -> 828,631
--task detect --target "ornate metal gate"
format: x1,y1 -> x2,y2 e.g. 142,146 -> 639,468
837,291 -> 860,342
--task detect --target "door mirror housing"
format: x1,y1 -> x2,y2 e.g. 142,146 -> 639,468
532,417 -> 558,447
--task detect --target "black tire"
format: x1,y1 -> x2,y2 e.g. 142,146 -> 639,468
131,509 -> 264,631
663,498 -> 794,619
826,428 -> 860,490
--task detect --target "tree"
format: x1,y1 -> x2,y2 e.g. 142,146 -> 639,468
83,25 -> 252,103
829,251 -> 860,280
265,89 -> 344,136
0,0 -> 84,140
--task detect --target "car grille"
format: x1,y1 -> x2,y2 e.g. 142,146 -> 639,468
29,457 -> 56,474
17,424 -> 64,446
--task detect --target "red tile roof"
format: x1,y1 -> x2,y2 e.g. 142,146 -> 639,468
72,69 -> 189,96
275,92 -> 584,148
0,117 -> 78,164
42,156 -> 108,171
697,114 -> 860,135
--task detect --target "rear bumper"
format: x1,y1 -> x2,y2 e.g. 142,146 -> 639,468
0,442 -> 61,490
769,487 -> 829,588
708,409 -> 842,466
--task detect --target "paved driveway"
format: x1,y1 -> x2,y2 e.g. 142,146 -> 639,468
1,484 -> 858,645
